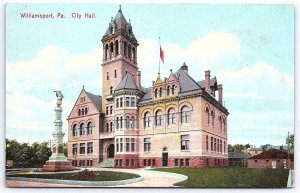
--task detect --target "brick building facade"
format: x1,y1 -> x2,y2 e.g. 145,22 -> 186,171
67,7 -> 229,168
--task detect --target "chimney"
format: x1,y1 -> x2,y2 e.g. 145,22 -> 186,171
136,70 -> 141,89
205,70 -> 211,94
218,84 -> 223,105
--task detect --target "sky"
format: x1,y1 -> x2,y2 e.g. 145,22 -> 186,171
5,3 -> 294,147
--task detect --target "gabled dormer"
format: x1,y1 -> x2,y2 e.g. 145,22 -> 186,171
68,87 -> 102,119
152,74 -> 164,99
166,69 -> 179,97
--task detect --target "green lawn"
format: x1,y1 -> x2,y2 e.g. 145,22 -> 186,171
154,167 -> 289,188
7,170 -> 140,181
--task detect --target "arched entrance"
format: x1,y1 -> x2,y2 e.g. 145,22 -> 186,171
107,144 -> 115,158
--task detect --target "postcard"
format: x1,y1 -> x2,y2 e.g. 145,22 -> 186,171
5,3 -> 294,188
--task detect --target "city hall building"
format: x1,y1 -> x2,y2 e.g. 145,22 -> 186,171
67,7 -> 229,168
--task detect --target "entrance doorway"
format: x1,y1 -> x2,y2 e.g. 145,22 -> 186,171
107,144 -> 114,158
162,152 -> 168,167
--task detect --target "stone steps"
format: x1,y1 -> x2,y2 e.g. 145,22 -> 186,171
97,158 -> 114,168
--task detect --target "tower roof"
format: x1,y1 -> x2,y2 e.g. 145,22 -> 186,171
103,5 -> 136,41
115,73 -> 138,91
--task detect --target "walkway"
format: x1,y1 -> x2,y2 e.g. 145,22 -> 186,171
6,168 -> 187,188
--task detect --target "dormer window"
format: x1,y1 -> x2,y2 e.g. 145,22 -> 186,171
159,87 -> 163,97
167,86 -> 170,96
172,85 -> 175,95
155,89 -> 158,98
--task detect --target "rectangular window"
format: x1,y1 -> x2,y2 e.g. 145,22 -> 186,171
131,138 -> 135,152
126,159 -> 129,167
116,159 -> 119,167
214,138 -> 216,152
143,159 -> 147,166
90,160 -> 93,166
119,159 -> 123,167
144,138 -> 151,152
224,141 -> 226,153
120,138 -> 123,152
211,137 -> 213,151
125,138 -> 130,152
114,69 -> 117,78
175,159 -> 178,166
82,160 -> 85,166
110,106 -> 113,114
180,159 -> 184,166
130,97 -> 135,107
220,140 -> 223,153
87,142 -> 93,154
185,159 -> 190,166
181,135 -> 190,150
126,97 -> 130,107
152,159 -> 156,166
116,139 -> 119,152
217,139 -> 219,152
148,159 -> 151,166
72,144 -> 78,155
80,143 -> 85,154
206,135 -> 209,151
131,159 -> 135,167
107,72 -> 109,80
120,97 -> 123,107
116,98 -> 119,108
106,106 -> 109,115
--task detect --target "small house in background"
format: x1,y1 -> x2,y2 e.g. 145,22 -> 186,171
228,151 -> 251,167
243,147 -> 262,157
248,149 -> 294,169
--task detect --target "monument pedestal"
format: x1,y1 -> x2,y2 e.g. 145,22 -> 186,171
42,161 -> 73,172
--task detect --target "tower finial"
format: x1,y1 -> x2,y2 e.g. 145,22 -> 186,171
82,85 -> 85,90
119,4 -> 121,12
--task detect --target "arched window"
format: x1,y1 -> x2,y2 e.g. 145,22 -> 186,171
87,122 -> 93,135
106,122 -> 109,132
205,107 -> 210,126
181,106 -> 191,123
80,123 -> 85,135
72,124 -> 77,136
132,47 -> 136,62
144,112 -> 151,128
168,108 -> 176,125
167,86 -> 170,96
110,86 -> 113,95
125,116 -> 130,129
130,116 -> 135,129
78,109 -> 81,116
116,117 -> 120,130
124,41 -> 127,57
120,116 -> 123,129
211,110 -> 215,128
110,122 -> 113,132
115,40 -> 119,55
155,89 -> 158,98
219,116 -> 222,132
81,108 -> 84,116
172,85 -> 175,95
110,42 -> 114,58
155,110 -> 163,126
159,87 -> 163,97
128,44 -> 132,60
105,44 -> 109,60
223,118 -> 227,133
85,107 -> 88,115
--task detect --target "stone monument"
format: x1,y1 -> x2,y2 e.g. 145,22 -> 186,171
42,90 -> 72,172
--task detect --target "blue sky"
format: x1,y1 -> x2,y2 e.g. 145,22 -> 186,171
6,3 -> 294,146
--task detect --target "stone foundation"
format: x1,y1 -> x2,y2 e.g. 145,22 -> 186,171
114,154 -> 139,168
42,161 -> 73,172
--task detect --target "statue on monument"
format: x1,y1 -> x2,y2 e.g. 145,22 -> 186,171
54,90 -> 64,108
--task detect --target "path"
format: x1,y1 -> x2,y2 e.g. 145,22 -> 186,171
6,168 -> 187,188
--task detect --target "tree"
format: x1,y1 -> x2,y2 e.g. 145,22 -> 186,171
286,134 -> 294,153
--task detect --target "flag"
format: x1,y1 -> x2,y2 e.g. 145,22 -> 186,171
160,46 -> 164,63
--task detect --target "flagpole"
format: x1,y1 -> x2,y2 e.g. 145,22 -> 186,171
159,37 -> 161,76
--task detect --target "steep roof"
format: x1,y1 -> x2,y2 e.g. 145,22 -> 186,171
85,91 -> 102,111
228,151 -> 251,159
249,149 -> 293,159
115,73 -> 138,91
174,68 -> 202,93
197,78 -> 217,89
103,6 -> 136,40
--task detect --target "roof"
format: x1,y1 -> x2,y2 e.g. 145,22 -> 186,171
228,152 -> 251,159
103,6 -> 136,40
249,149 -> 293,159
85,91 -> 102,111
115,73 -> 138,91
197,78 -> 217,89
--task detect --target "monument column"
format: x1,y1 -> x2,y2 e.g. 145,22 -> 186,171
42,91 -> 72,172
